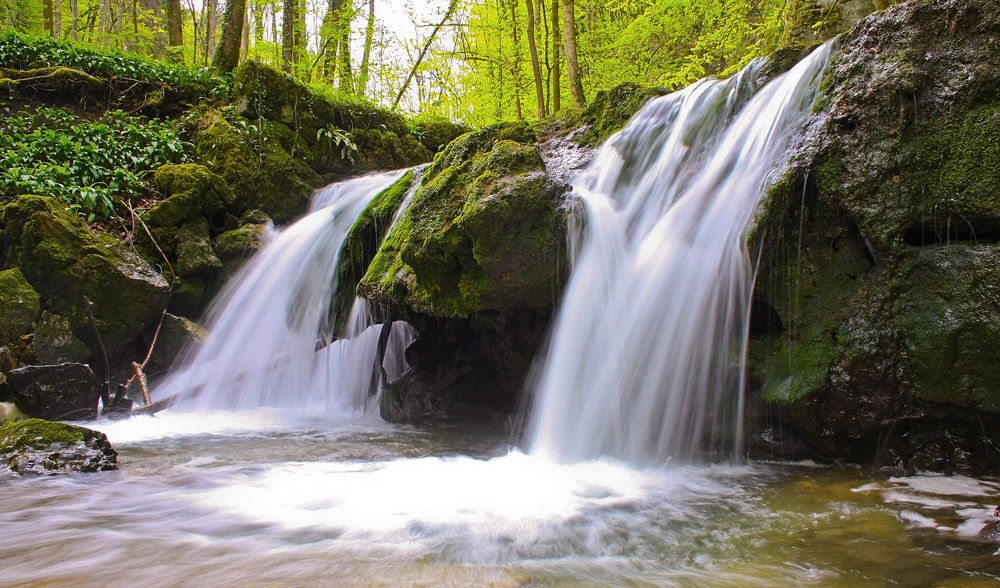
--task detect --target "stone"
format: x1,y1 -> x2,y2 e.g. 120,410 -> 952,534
0,268 -> 40,345
33,311 -> 90,364
0,418 -> 117,475
7,363 -> 101,421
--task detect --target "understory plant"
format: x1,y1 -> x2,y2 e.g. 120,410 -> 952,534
0,106 -> 192,221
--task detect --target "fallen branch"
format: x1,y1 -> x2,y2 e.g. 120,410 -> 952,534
83,296 -> 111,411
126,198 -> 175,279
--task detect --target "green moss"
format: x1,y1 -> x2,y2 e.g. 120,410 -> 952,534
193,111 -> 322,222
410,116 -> 472,153
0,268 -> 40,344
174,216 -> 222,278
145,163 -> 233,230
214,223 -> 268,260
0,66 -> 106,97
359,126 -> 566,318
0,418 -> 85,449
1,195 -> 170,357
565,83 -> 668,146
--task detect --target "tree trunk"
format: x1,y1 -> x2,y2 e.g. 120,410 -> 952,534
43,0 -> 55,37
550,0 -> 560,112
525,0 -> 545,119
241,8 -> 249,60
562,0 -> 585,107
510,0 -> 522,121
166,0 -> 183,61
338,0 -> 353,93
71,0 -> 79,40
253,4 -> 263,43
55,0 -> 63,37
356,0 -> 375,97
188,0 -> 200,64
213,0 -> 247,73
321,0 -> 343,79
281,0 -> 294,72
204,0 -> 218,65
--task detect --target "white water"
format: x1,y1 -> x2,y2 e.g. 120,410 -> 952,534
528,44 -> 834,466
153,170 -> 416,416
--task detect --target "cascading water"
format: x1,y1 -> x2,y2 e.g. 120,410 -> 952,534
527,43 -> 834,466
154,170 -> 417,416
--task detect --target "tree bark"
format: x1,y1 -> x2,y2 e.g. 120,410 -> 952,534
526,0 -> 545,119
204,0 -> 218,65
71,0 -> 79,40
166,0 -> 183,61
356,0 -> 375,96
213,0 -> 247,73
337,0 -> 353,92
550,0 -> 560,112
281,0 -> 295,72
510,0 -> 522,121
43,0 -> 55,37
562,0 -> 585,107
55,0 -> 63,37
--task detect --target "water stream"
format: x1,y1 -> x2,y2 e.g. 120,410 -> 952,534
2,45 -> 999,586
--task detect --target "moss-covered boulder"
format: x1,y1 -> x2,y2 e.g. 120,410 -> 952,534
360,123 -> 568,318
193,111 -> 323,223
146,164 -> 234,230
0,268 -> 40,345
143,313 -> 207,374
1,195 -> 171,360
748,0 -> 1000,474
174,216 -> 222,278
0,418 -> 117,475
410,116 -> 473,154
233,60 -> 410,137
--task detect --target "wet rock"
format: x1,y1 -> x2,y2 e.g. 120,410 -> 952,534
143,313 -> 207,373
7,363 -> 101,421
0,418 -> 117,476
33,311 -> 90,364
360,123 -> 568,318
1,195 -> 171,359
748,0 -> 1000,474
0,268 -> 40,345
175,216 -> 222,278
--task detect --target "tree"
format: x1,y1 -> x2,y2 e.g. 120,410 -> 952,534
356,0 -> 375,96
525,0 -> 545,119
213,0 -> 246,73
281,0 -> 294,72
549,0 -> 560,112
166,0 -> 183,62
392,0 -> 458,110
562,0 -> 584,107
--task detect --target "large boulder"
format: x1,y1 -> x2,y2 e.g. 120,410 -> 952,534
0,418 -> 117,476
348,123 -> 569,426
360,123 -> 568,318
748,0 -> 1000,474
6,363 -> 101,420
1,195 -> 171,361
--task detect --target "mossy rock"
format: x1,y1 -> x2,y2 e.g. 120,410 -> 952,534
233,60 -> 409,137
0,418 -> 117,475
143,313 -> 207,372
334,170 -> 415,334
360,124 -> 567,318
567,83 -> 668,146
168,277 -> 205,318
214,222 -> 269,261
145,163 -> 234,230
194,111 -> 322,223
410,116 -> 473,154
33,311 -> 90,364
174,216 -> 222,278
745,0 -> 1000,473
1,195 -> 170,359
0,268 -> 40,345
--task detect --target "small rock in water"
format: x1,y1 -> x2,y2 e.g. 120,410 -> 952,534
0,418 -> 118,476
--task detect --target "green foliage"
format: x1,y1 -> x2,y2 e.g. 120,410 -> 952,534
0,107 -> 192,221
317,125 -> 359,163
0,30 -> 228,96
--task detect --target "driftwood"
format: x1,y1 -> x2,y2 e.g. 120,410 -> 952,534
367,321 -> 392,398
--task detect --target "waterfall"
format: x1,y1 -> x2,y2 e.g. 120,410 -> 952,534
527,44 -> 833,465
154,170 -> 417,416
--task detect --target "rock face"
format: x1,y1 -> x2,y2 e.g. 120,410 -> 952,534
0,418 -> 117,475
1,195 -> 171,362
748,0 -> 1000,474
343,123 -> 569,424
6,363 -> 101,420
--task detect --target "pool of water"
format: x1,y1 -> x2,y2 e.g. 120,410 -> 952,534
1,410 -> 998,587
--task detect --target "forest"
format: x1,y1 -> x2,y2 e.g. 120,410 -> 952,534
3,0 -> 823,124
